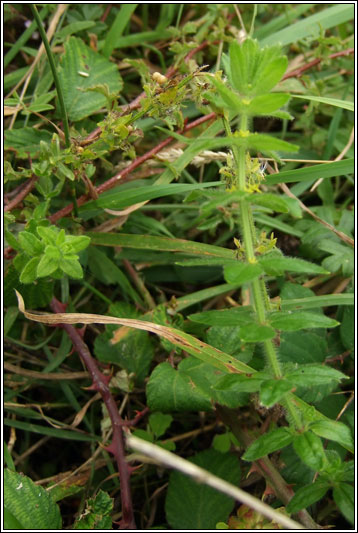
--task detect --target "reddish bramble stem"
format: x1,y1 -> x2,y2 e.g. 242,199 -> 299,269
50,297 -> 136,529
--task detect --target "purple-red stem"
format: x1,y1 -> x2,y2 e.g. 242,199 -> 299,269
50,297 -> 136,529
283,47 -> 354,79
4,176 -> 37,212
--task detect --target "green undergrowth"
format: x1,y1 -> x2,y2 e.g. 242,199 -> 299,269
4,4 -> 354,530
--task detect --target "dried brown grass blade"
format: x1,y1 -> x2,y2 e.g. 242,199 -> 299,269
15,291 -> 253,374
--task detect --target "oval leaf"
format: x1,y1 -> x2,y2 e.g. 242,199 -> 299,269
239,323 -> 276,342
293,431 -> 326,471
269,311 -> 339,331
188,307 -> 255,327
59,36 -> 122,121
260,379 -> 293,407
246,133 -> 298,153
285,364 -> 347,387
19,257 -> 41,284
248,93 -> 290,115
333,483 -> 354,525
224,262 -> 263,285
286,482 -> 329,514
309,420 -> 353,452
146,362 -> 212,412
242,428 -> 293,461
259,255 -> 329,275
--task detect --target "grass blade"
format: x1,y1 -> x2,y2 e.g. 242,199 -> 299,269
265,158 -> 353,185
291,94 -> 353,112
102,4 -> 138,58
261,4 -> 354,46
87,232 -> 236,259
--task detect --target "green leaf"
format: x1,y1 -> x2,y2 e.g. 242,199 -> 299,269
56,161 -> 75,181
107,29 -> 174,49
56,229 -> 66,246
44,245 -> 61,260
80,181 -> 221,217
248,93 -> 290,115
212,433 -> 232,454
59,37 -> 122,121
265,158 -> 354,185
18,231 -> 44,255
19,257 -> 41,284
269,311 -> 339,331
60,257 -> 83,279
291,94 -> 353,112
103,3 -> 138,57
188,307 -> 255,327
4,127 -> 53,157
259,254 -> 329,275
293,431 -> 327,471
74,490 -> 113,529
206,326 -> 254,364
87,247 -> 141,304
213,374 -> 264,394
178,357 -> 250,409
57,20 -> 97,39
24,103 -> 54,113
339,461 -> 354,483
285,364 -> 347,387
4,418 -> 98,441
279,331 -> 327,364
239,323 -> 276,342
261,4 -> 354,46
254,56 -> 288,95
286,482 -> 329,513
5,264 -> 54,309
249,193 -> 289,213
246,133 -> 298,153
223,262 -> 263,285
333,483 -> 354,525
229,40 -> 251,93
309,420 -> 353,452
5,228 -> 21,251
175,283 -> 242,312
322,248 -> 354,277
4,441 -> 16,471
87,232 -> 236,260
280,293 -> 354,310
242,428 -> 293,461
165,449 -> 240,529
259,379 -> 293,407
146,362 -> 212,412
4,469 -> 62,529
36,254 -> 59,278
4,508 -> 24,529
148,413 -> 173,438
37,225 -> 58,245
206,75 -> 244,113
339,306 -> 354,351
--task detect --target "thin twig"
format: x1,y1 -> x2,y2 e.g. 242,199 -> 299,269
4,176 -> 37,212
283,47 -> 354,80
279,182 -> 354,247
126,434 -> 305,530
